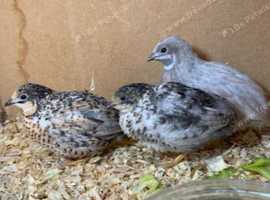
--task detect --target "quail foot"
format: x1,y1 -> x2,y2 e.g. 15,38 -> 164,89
148,36 -> 270,131
112,82 -> 239,157
5,83 -> 122,159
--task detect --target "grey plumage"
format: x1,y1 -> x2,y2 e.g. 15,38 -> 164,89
5,83 -> 122,159
148,36 -> 269,129
113,82 -> 238,152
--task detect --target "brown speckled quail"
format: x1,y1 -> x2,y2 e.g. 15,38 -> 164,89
113,82 -> 239,153
5,83 -> 122,159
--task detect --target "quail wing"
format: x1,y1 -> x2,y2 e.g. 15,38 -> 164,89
38,91 -> 121,155
200,62 -> 266,107
154,82 -> 237,146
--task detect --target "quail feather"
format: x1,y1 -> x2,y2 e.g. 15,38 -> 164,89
5,83 -> 122,159
112,82 -> 239,153
148,36 -> 270,130
0,99 -> 7,126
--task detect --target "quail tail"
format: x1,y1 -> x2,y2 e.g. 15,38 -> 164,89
250,107 -> 270,134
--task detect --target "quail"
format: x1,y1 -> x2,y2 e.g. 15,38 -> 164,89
148,36 -> 269,130
5,83 -> 122,159
112,82 -> 238,153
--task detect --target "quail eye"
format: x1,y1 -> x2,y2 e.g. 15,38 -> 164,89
120,96 -> 126,101
20,94 -> 27,100
160,47 -> 168,53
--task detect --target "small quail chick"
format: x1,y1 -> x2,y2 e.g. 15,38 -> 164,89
5,83 -> 122,159
148,36 -> 269,130
113,82 -> 238,153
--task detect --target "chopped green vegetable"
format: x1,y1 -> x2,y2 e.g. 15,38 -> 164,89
137,175 -> 161,194
242,158 -> 270,180
209,167 -> 237,179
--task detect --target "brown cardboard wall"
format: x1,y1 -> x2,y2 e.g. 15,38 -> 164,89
1,0 -> 270,107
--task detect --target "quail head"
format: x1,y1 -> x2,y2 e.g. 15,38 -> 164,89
5,83 -> 54,115
5,83 -> 122,159
113,82 -> 238,153
148,36 -> 270,130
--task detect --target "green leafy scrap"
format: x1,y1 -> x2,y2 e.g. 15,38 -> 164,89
208,167 -> 237,179
136,175 -> 161,194
242,158 -> 270,180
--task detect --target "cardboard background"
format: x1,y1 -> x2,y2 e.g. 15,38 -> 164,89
1,0 -> 270,114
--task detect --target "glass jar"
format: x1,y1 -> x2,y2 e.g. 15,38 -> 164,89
147,180 -> 270,200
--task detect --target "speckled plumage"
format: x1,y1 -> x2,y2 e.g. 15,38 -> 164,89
113,82 -> 238,152
5,83 -> 122,159
0,99 -> 7,126
148,36 -> 270,129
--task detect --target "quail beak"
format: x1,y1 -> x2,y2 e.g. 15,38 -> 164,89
111,101 -> 129,111
112,104 -> 123,110
5,98 -> 16,107
111,98 -> 131,111
147,53 -> 156,62
110,96 -> 119,109
107,102 -> 117,109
